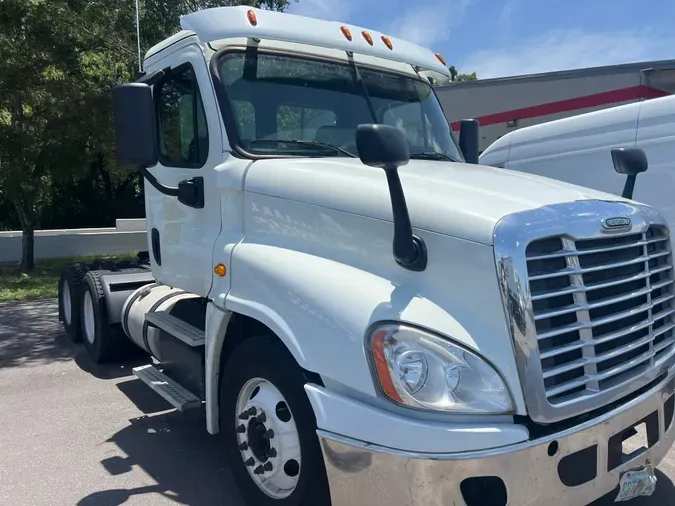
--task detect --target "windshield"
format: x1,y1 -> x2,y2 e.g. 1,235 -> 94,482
214,50 -> 463,161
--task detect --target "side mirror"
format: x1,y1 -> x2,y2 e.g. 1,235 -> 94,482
112,83 -> 158,168
459,119 -> 480,164
355,123 -> 409,170
356,124 -> 426,272
611,147 -> 648,199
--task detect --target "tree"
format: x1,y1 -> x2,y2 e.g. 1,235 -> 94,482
0,1 -> 93,272
0,0 -> 292,272
449,65 -> 477,82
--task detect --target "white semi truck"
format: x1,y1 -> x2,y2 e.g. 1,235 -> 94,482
57,6 -> 675,505
479,94 -> 675,256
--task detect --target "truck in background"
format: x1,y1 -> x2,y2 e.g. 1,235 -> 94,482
57,6 -> 675,505
436,59 -> 675,152
479,94 -> 675,253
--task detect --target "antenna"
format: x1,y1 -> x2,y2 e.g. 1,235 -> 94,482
135,0 -> 142,73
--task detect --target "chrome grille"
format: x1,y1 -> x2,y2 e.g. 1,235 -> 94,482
526,226 -> 675,406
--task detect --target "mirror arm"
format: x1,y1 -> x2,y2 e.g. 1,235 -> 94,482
355,123 -> 427,272
622,175 -> 637,199
138,166 -> 179,197
384,168 -> 427,271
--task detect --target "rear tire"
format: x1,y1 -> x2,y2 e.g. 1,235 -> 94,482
58,263 -> 89,342
220,335 -> 331,506
81,270 -> 140,363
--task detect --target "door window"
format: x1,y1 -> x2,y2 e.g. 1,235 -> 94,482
156,65 -> 209,167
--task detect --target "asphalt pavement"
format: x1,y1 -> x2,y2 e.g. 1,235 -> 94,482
0,299 -> 243,506
1,299 -> 675,505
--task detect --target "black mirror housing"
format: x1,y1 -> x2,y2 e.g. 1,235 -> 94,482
459,119 -> 480,164
611,147 -> 649,200
112,83 -> 158,168
611,147 -> 648,176
356,124 -> 409,170
355,123 -> 426,272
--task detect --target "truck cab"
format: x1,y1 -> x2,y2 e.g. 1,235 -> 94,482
58,6 -> 675,506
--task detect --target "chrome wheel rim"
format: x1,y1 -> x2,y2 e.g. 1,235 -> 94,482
62,279 -> 72,325
83,290 -> 96,344
235,378 -> 301,499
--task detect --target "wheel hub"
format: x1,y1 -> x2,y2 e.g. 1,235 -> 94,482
235,378 -> 302,499
247,417 -> 271,462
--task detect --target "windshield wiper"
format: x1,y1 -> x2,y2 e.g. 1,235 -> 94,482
346,52 -> 379,124
409,152 -> 458,162
248,139 -> 357,158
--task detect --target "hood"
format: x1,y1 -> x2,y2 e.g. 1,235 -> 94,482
244,158 -> 628,245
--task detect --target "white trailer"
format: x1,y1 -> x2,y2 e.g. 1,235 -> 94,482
58,6 -> 675,505
479,94 -> 675,253
436,59 -> 675,152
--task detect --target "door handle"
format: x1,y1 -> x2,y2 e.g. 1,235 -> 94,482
137,169 -> 204,209
151,228 -> 162,266
177,177 -> 205,209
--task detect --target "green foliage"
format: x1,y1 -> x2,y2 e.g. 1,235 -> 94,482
0,253 -> 138,302
448,65 -> 478,82
0,0 -> 292,272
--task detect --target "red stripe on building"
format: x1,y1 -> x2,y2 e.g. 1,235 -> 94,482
449,85 -> 670,131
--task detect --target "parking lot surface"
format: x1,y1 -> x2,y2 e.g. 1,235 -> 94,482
1,299 -> 675,505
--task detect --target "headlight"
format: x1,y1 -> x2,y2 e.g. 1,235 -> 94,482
367,323 -> 514,414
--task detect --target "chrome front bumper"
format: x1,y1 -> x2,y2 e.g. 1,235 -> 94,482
318,375 -> 675,506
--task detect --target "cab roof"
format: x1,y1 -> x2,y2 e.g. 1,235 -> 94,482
146,6 -> 450,77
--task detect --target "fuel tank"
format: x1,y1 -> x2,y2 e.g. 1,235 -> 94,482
121,284 -> 200,360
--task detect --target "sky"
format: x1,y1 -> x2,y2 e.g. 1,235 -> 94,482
286,0 -> 675,79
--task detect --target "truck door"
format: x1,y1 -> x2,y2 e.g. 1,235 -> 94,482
145,45 -> 222,296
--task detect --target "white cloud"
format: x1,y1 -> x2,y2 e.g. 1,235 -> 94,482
461,27 -> 675,79
387,0 -> 473,48
286,0 -> 354,22
495,0 -> 517,41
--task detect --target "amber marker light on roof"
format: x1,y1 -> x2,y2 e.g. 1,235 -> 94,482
247,9 -> 258,26
435,52 -> 447,66
381,35 -> 393,50
214,264 -> 227,277
362,31 -> 374,45
340,25 -> 353,41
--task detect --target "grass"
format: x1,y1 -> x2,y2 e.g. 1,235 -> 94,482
0,253 -> 138,303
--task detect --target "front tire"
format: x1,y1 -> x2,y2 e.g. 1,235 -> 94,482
220,335 -> 331,506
